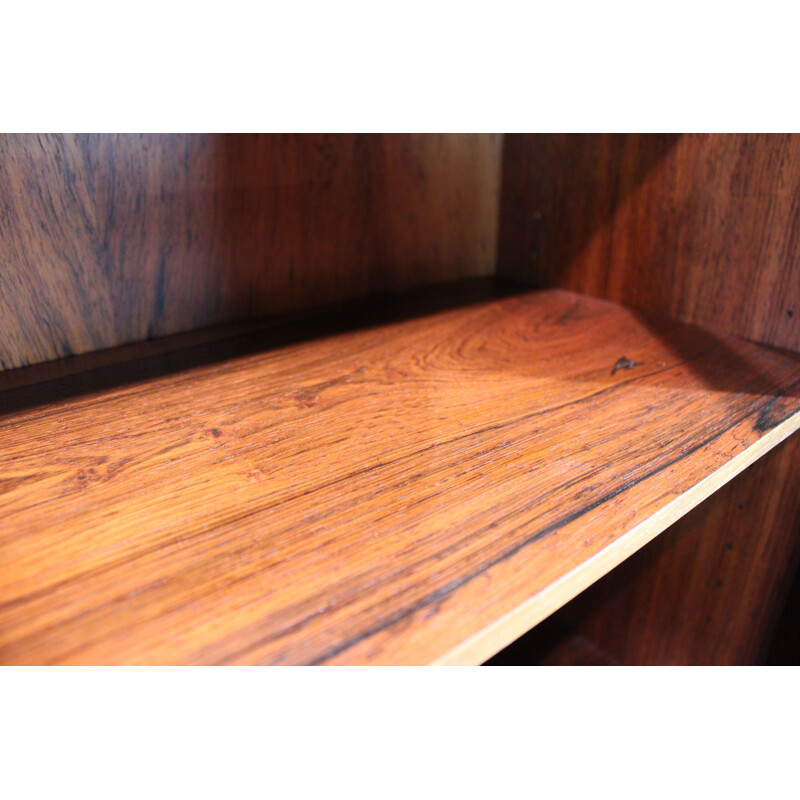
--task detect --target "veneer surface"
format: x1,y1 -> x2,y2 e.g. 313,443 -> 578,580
2,283 -> 799,664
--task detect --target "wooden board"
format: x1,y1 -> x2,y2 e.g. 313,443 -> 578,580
1,284 -> 800,665
498,133 -> 800,352
0,133 -> 501,370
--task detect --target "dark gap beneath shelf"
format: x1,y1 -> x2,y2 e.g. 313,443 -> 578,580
765,560 -> 800,665
484,613 -> 620,666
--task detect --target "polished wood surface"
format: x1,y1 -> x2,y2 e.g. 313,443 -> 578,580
558,433 -> 800,664
498,133 -> 800,351
0,133 -> 501,371
2,284 -> 799,665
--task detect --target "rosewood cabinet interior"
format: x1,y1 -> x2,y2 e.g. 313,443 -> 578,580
1,133 -> 798,665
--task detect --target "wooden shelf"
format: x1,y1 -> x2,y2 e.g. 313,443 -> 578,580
2,280 -> 799,665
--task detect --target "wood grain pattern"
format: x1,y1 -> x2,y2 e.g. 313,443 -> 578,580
556,433 -> 800,665
498,133 -> 800,352
0,133 -> 501,370
1,285 -> 800,665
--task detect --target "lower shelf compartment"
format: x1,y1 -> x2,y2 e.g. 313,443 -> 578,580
2,279 -> 800,664
485,616 -> 620,666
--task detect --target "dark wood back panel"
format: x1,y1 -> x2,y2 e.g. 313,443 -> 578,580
498,133 -> 800,352
0,133 -> 501,370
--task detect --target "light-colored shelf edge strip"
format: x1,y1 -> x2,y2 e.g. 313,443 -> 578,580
433,411 -> 800,666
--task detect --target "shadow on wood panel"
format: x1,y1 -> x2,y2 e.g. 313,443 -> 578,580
497,133 -> 800,394
626,309 -> 800,398
497,133 -> 683,289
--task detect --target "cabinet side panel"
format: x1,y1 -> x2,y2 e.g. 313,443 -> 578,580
498,133 -> 800,352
